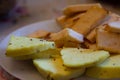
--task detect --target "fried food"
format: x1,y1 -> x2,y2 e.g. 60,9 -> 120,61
72,6 -> 108,36
56,13 -> 84,28
28,30 -> 50,38
96,27 -> 120,54
63,3 -> 102,16
50,28 -> 84,48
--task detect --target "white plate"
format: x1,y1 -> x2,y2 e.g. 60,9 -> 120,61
0,20 -> 62,80
0,20 -> 115,80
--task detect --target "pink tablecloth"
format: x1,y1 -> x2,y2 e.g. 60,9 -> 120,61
0,66 -> 18,80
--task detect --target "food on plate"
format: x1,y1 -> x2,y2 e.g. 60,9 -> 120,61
5,3 -> 120,80
85,13 -> 120,43
63,41 -> 81,48
50,28 -> 84,48
61,48 -> 109,68
13,49 -> 61,60
56,13 -> 84,28
6,36 -> 55,57
86,54 -> 120,79
33,57 -> 85,80
86,28 -> 97,43
84,41 -> 98,50
63,3 -> 102,16
106,21 -> 120,33
72,6 -> 108,36
96,27 -> 120,54
27,30 -> 50,38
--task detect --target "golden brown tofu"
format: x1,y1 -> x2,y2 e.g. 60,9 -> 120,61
63,3 -> 102,16
72,6 -> 108,36
86,13 -> 120,43
50,28 -> 84,48
28,30 -> 50,38
96,28 -> 120,54
56,13 -> 84,28
84,41 -> 98,50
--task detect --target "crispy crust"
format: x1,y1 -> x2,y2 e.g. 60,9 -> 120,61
63,3 -> 102,16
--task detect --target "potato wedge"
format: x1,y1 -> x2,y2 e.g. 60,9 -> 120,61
61,48 -> 109,68
6,36 -> 55,57
33,57 -> 85,80
86,55 -> 120,79
13,49 -> 61,60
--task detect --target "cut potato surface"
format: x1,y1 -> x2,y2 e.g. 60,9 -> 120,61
6,36 -> 55,57
61,48 -> 110,68
13,49 -> 61,60
33,57 -> 85,80
86,55 -> 120,79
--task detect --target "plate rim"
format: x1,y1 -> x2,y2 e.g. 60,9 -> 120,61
0,19 -> 61,80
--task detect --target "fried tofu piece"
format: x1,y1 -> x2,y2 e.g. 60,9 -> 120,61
63,41 -> 80,48
106,21 -> 120,33
63,3 -> 102,16
86,28 -> 97,43
56,13 -> 84,28
50,28 -> 84,48
84,41 -> 98,50
86,13 -> 120,43
28,30 -> 50,38
96,28 -> 120,54
72,6 -> 108,36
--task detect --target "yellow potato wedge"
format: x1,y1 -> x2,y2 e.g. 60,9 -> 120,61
33,57 -> 85,80
6,36 -> 55,57
61,48 -> 109,68
86,55 -> 120,79
13,49 -> 61,60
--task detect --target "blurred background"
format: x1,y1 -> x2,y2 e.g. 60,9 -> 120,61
0,0 -> 120,42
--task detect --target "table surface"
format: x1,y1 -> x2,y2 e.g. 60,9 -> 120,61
0,0 -> 120,80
